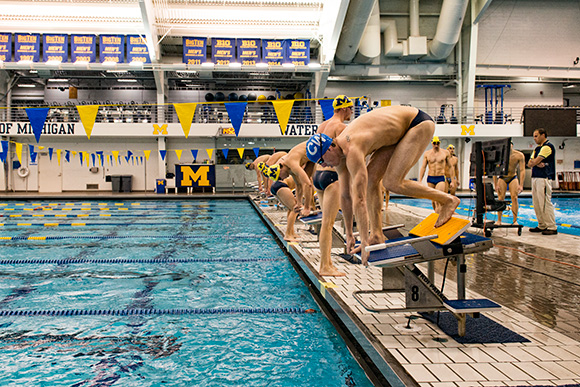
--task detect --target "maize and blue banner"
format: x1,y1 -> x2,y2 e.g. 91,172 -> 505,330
43,34 -> 68,63
71,34 -> 97,63
286,39 -> 309,66
183,37 -> 207,65
175,164 -> 216,188
262,39 -> 286,66
127,35 -> 151,64
0,33 -> 12,62
236,39 -> 260,65
100,35 -> 125,64
212,38 -> 235,65
15,33 -> 40,62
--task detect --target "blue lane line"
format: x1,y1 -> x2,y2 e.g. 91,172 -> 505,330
0,257 -> 285,265
0,235 -> 270,240
0,307 -> 309,317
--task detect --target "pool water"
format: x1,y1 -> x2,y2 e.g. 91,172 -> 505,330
391,196 -> 580,236
0,199 -> 373,386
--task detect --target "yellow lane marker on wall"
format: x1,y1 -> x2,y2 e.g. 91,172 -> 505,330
319,281 -> 337,298
561,223 -> 571,228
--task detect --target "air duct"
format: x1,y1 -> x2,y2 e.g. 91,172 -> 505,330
382,19 -> 404,57
335,0 -> 377,64
426,0 -> 469,60
354,0 -> 381,64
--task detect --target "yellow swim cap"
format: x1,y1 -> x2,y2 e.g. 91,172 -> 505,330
265,164 -> 281,181
244,162 -> 253,170
432,136 -> 440,144
332,95 -> 353,110
447,144 -> 455,150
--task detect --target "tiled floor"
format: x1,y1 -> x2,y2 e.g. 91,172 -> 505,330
255,196 -> 580,387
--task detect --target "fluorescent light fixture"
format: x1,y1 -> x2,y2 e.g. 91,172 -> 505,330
308,62 -> 321,69
201,62 -> 214,67
18,60 -> 33,65
17,84 -> 36,88
74,60 -> 90,65
282,63 -> 295,68
106,69 -> 127,73
129,61 -> 144,67
229,62 -> 241,68
45,60 -> 62,65
256,62 -> 268,68
48,79 -> 68,82
117,79 -> 137,82
29,69 -> 37,73
102,61 -> 117,67
563,84 -> 576,88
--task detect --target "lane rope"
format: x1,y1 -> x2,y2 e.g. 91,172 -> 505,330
0,307 -> 313,317
0,257 -> 285,265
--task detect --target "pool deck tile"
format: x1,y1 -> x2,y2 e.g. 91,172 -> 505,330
254,195 -> 580,387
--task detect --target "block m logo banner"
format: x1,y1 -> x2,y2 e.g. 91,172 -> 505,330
461,125 -> 475,136
176,164 -> 215,187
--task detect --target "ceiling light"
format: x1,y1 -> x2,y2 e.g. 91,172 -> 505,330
45,60 -> 62,66
129,61 -> 144,67
29,69 -> 37,73
18,60 -> 33,65
106,70 -> 127,73
201,62 -> 214,68
256,63 -> 268,68
308,62 -> 321,69
102,61 -> 117,67
282,63 -> 295,68
48,79 -> 68,82
117,79 -> 137,82
18,84 -> 36,88
229,62 -> 241,68
75,60 -> 90,65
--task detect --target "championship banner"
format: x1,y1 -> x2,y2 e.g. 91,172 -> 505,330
236,38 -> 260,66
0,33 -> 12,62
211,38 -> 235,65
183,37 -> 207,65
286,39 -> 309,66
175,164 -> 215,188
71,35 -> 97,63
262,39 -> 286,66
127,35 -> 151,64
43,34 -> 68,63
100,35 -> 124,64
15,33 -> 40,62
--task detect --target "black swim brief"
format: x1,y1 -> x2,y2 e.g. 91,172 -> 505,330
409,109 -> 434,130
427,175 -> 446,185
270,181 -> 289,196
500,175 -> 516,185
313,170 -> 339,191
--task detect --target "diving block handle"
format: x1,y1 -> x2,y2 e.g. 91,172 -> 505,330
353,224 -> 405,238
365,234 -> 438,252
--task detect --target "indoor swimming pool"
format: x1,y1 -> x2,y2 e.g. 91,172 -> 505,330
0,199 -> 373,386
391,196 -> 580,236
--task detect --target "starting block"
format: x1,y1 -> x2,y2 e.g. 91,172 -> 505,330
353,213 -> 500,337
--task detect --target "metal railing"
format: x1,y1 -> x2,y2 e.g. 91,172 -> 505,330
2,102 -> 571,126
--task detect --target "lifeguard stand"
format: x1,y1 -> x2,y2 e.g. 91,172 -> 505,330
476,84 -> 511,124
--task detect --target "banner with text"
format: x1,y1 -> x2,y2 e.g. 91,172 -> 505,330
0,33 -> 11,62
71,34 -> 97,63
100,35 -> 125,64
126,35 -> 151,64
15,33 -> 40,62
183,37 -> 207,65
43,34 -> 68,63
286,39 -> 309,66
262,39 -> 286,66
212,38 -> 235,65
236,38 -> 260,65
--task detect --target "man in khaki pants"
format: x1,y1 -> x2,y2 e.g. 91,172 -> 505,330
527,128 -> 557,235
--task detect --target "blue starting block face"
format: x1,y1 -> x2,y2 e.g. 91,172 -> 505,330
299,212 -> 323,225
367,237 -> 418,265
444,299 -> 501,314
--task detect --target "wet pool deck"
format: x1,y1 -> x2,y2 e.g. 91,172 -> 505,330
253,195 -> 580,387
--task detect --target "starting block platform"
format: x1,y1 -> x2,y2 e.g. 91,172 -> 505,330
353,213 -> 501,337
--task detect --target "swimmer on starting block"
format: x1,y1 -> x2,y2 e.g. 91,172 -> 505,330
493,142 -> 525,224
306,106 -> 460,265
269,177 -> 300,242
258,151 -> 286,196
420,136 -> 456,211
305,95 -> 354,277
245,154 -> 271,195
264,142 -> 316,218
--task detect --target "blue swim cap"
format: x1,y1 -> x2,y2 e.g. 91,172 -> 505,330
306,133 -> 333,163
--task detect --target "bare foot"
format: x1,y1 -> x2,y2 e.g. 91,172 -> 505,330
319,266 -> 346,277
284,235 -> 300,242
434,196 -> 460,227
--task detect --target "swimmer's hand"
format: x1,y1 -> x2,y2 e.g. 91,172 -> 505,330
299,208 -> 311,218
293,204 -> 302,213
345,234 -> 356,255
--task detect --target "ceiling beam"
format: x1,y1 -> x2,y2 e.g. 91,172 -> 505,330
138,0 -> 160,63
472,0 -> 494,24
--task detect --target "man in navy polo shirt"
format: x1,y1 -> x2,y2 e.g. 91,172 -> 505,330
527,128 -> 557,235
